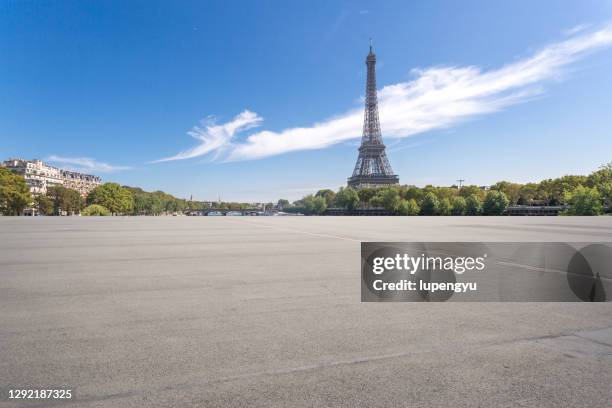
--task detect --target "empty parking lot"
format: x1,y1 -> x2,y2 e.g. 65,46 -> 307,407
1,216 -> 611,407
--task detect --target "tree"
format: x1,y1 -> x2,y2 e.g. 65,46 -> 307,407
421,192 -> 439,215
132,192 -> 153,215
334,187 -> 359,211
358,188 -> 377,207
438,197 -> 452,216
562,186 -> 603,215
403,186 -> 423,202
465,194 -> 482,216
87,183 -> 134,215
47,185 -> 84,215
303,195 -> 327,215
277,199 -> 290,210
518,183 -> 539,205
81,204 -> 111,216
535,181 -> 553,203
165,197 -> 187,213
543,175 -> 588,205
482,191 -> 509,215
490,181 -> 521,205
451,196 -> 466,215
315,189 -> 336,207
125,186 -> 156,215
35,195 -> 54,215
149,191 -> 167,214
586,163 -> 612,206
369,194 -> 384,208
292,197 -> 305,208
421,185 -> 437,196
397,199 -> 420,215
435,187 -> 457,201
379,188 -> 401,213
0,168 -> 31,215
459,185 -> 485,201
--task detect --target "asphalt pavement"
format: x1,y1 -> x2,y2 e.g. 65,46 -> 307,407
1,216 -> 611,407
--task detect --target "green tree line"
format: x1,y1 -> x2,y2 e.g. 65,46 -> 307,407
0,173 -> 207,216
1,163 -> 610,216
286,163 -> 611,216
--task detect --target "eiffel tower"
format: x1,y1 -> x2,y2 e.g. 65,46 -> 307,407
347,41 -> 399,190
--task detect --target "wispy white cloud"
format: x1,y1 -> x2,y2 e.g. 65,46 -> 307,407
154,110 -> 262,162
160,23 -> 612,163
564,23 -> 590,36
46,156 -> 131,173
386,138 -> 435,154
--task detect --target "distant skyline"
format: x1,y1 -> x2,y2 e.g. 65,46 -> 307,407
2,1 -> 612,201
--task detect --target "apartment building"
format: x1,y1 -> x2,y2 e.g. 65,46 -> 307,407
2,158 -> 101,196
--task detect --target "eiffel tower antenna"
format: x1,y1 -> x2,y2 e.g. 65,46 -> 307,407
347,41 -> 399,189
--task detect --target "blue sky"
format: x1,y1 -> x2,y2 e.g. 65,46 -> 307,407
2,0 -> 612,201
